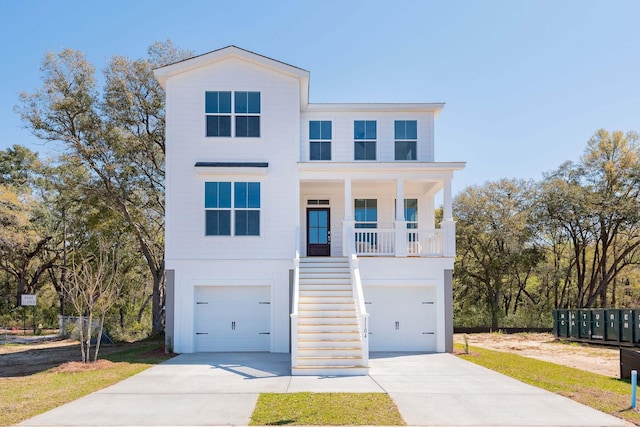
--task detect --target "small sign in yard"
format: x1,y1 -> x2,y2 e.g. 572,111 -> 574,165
21,294 -> 36,306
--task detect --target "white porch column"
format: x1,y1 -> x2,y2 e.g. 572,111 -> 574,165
343,179 -> 354,256
441,178 -> 456,257
395,179 -> 407,257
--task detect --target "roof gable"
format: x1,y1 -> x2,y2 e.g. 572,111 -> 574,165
153,46 -> 310,105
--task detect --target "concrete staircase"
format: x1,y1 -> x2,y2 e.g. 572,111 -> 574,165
292,257 -> 368,376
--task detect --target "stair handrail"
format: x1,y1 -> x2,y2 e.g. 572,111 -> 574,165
290,226 -> 300,369
348,225 -> 369,368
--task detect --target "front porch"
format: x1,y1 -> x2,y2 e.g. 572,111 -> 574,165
297,162 -> 460,258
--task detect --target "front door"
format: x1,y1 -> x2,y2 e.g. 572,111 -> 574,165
307,208 -> 331,256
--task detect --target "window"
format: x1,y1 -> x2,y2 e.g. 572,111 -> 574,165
235,91 -> 260,137
394,120 -> 417,160
354,199 -> 377,228
354,120 -> 376,160
205,182 -> 231,235
205,182 -> 260,236
309,121 -> 332,160
205,92 -> 231,137
396,199 -> 418,229
205,91 -> 260,138
234,182 -> 260,235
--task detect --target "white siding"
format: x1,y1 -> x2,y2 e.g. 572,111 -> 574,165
299,111 -> 435,163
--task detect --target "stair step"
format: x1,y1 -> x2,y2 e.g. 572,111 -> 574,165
298,324 -> 359,333
291,366 -> 369,376
298,347 -> 362,357
298,339 -> 362,348
300,265 -> 351,274
299,303 -> 355,311
297,356 -> 363,367
298,316 -> 359,325
299,296 -> 354,303
301,257 -> 348,263
299,283 -> 351,289
300,278 -> 351,286
298,332 -> 361,341
298,310 -> 357,318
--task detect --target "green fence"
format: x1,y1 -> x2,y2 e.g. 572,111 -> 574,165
553,308 -> 640,345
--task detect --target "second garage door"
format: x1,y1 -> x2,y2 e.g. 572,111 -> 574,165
365,286 -> 436,352
194,286 -> 270,352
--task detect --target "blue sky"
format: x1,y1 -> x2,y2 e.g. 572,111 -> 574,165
1,0 -> 638,194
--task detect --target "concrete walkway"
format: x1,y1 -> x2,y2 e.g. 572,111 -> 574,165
21,352 -> 628,426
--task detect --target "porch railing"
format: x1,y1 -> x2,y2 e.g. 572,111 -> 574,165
354,228 -> 395,256
290,226 -> 300,369
348,226 -> 369,368
407,229 -> 444,256
352,227 -> 444,256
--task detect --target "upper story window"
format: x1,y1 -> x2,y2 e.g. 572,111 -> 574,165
354,120 -> 376,160
309,120 -> 332,161
394,120 -> 417,160
235,91 -> 260,137
205,181 -> 260,236
205,91 -> 260,138
205,181 -> 232,235
205,91 -> 232,137
354,199 -> 377,229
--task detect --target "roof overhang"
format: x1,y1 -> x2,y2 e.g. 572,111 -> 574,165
303,103 -> 445,117
297,161 -> 465,181
153,46 -> 310,107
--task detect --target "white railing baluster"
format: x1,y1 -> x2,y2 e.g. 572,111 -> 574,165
348,226 -> 369,369
290,226 -> 300,370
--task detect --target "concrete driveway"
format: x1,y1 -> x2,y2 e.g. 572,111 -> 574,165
21,352 -> 628,426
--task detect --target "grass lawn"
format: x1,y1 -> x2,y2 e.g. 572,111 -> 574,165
250,392 -> 405,426
0,342 -> 172,426
456,344 -> 640,425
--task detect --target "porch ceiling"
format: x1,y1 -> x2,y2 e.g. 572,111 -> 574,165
297,161 -> 465,182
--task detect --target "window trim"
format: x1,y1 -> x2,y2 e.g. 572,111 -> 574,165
205,181 -> 261,237
354,198 -> 378,229
394,120 -> 418,161
205,91 -> 261,138
309,120 -> 332,161
354,120 -> 377,161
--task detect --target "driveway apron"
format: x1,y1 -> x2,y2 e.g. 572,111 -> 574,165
20,352 -> 628,426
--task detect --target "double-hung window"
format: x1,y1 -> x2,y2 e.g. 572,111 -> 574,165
205,182 -> 260,236
354,120 -> 376,160
205,182 -> 232,235
205,91 -> 260,137
354,199 -> 377,229
395,199 -> 418,228
235,91 -> 260,137
309,121 -> 332,161
394,120 -> 417,160
234,182 -> 260,235
205,91 -> 232,137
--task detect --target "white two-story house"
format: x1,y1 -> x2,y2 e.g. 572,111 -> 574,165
154,46 -> 465,375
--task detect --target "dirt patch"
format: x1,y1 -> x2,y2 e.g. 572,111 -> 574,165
50,359 -> 118,373
455,332 -> 620,378
0,339 -> 129,377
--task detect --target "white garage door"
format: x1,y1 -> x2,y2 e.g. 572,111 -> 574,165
365,286 -> 436,352
195,286 -> 270,352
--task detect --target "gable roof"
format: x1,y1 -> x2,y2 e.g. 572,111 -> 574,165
153,45 -> 310,106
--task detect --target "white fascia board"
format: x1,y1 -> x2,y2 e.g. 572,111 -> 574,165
303,103 -> 445,117
297,161 -> 465,181
153,46 -> 310,91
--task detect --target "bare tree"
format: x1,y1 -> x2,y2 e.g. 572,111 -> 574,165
64,245 -> 119,362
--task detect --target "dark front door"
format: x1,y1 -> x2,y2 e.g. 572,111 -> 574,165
307,208 -> 331,256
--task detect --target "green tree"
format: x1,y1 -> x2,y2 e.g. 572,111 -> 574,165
16,41 -> 192,334
454,179 -> 543,328
538,129 -> 640,308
